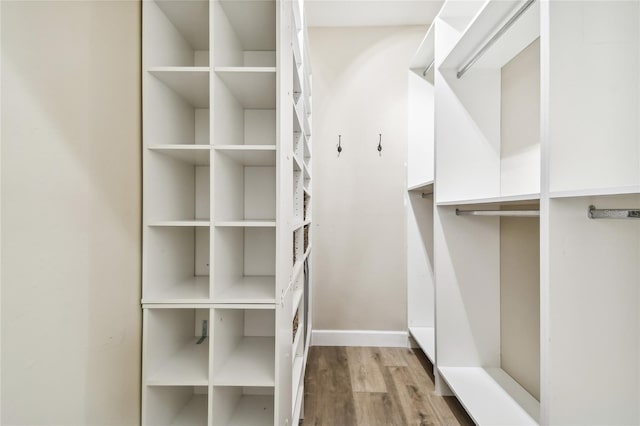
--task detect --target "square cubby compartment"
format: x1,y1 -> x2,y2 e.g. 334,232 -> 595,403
212,308 -> 275,388
214,150 -> 275,224
212,387 -> 274,426
143,386 -> 207,426
146,150 -> 210,224
144,308 -> 210,386
145,0 -> 209,67
213,227 -> 275,304
144,226 -> 209,302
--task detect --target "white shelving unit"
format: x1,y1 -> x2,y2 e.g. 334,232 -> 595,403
406,22 -> 436,367
142,0 -> 313,424
409,0 -> 640,424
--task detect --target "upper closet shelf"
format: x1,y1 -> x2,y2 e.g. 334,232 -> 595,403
214,145 -> 276,166
437,193 -> 540,207
148,145 -> 211,165
148,67 -> 209,108
215,68 -> 276,109
154,0 -> 209,50
409,22 -> 435,78
408,180 -> 434,192
549,185 -> 640,199
438,367 -> 539,426
441,0 -> 539,72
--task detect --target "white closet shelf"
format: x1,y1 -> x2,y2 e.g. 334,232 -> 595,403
293,100 -> 304,134
409,22 -> 435,77
213,276 -> 276,304
408,326 -> 435,364
213,337 -> 275,387
223,395 -> 274,426
292,29 -> 303,67
146,339 -> 209,386
171,394 -> 207,426
303,186 -> 311,197
214,145 -> 276,167
148,145 -> 211,166
436,193 -> 540,207
441,0 -> 540,71
148,220 -> 211,227
143,276 -> 209,304
153,0 -> 209,50
549,185 -> 640,199
214,220 -> 276,227
293,154 -> 303,171
408,180 -> 434,192
148,67 -> 209,108
438,367 -> 540,426
303,32 -> 312,75
292,0 -> 302,32
291,260 -> 304,284
303,164 -> 311,180
217,0 -> 276,51
215,68 -> 276,109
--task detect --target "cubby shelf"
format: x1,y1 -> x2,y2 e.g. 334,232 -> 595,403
214,276 -> 276,304
408,326 -> 435,364
146,339 -> 209,386
152,0 -> 209,52
214,221 -> 276,228
438,367 -> 539,425
148,67 -> 210,108
213,146 -> 276,167
148,145 -> 211,165
213,337 -> 275,387
215,68 -> 276,109
217,0 -> 276,52
408,181 -> 434,192
223,395 -> 274,426
171,394 -> 208,426
142,277 -> 209,304
149,221 -> 211,227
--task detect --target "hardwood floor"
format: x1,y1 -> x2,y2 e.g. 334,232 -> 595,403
302,347 -> 474,426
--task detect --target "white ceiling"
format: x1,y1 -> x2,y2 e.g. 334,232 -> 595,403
306,0 -> 444,27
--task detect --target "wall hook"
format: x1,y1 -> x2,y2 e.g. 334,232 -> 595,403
377,134 -> 382,156
337,135 -> 343,157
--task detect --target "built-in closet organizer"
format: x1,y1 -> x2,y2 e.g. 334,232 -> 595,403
141,0 -> 313,424
408,0 -> 640,424
407,25 -> 436,366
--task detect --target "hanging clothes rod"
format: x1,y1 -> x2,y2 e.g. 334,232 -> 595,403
588,205 -> 640,219
456,0 -> 537,79
456,209 -> 539,217
422,59 -> 435,77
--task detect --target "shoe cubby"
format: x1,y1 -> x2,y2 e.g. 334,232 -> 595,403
435,201 -> 540,424
146,150 -> 210,224
144,0 -> 209,67
144,226 -> 210,302
144,386 -> 208,426
212,308 -> 276,387
211,387 -> 274,426
143,307 -> 210,387
436,1 -> 540,204
213,227 -> 275,304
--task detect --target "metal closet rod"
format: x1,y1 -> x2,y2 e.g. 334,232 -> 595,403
588,205 -> 640,219
422,59 -> 435,77
456,0 -> 537,79
456,208 -> 539,217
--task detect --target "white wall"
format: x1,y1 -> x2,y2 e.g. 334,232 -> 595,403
1,2 -> 141,424
309,26 -> 425,334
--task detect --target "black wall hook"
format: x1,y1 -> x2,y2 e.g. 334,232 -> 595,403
337,135 -> 343,156
377,134 -> 382,156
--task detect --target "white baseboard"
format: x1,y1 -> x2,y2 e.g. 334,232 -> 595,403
311,329 -> 409,348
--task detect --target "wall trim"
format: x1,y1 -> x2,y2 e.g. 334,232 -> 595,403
311,329 -> 410,347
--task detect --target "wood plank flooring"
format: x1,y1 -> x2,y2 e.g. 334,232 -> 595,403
302,347 -> 474,426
